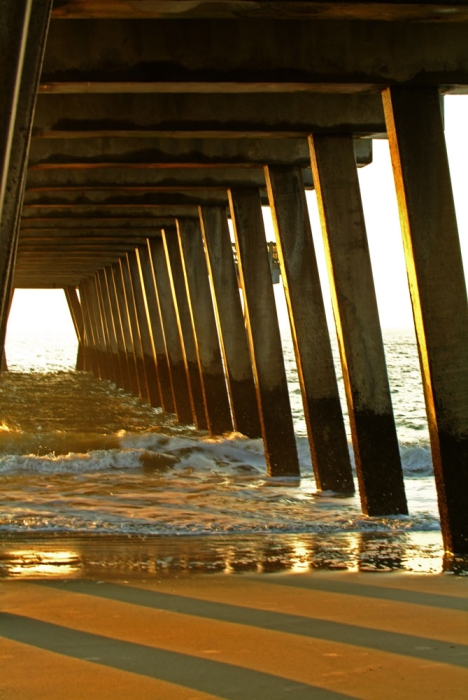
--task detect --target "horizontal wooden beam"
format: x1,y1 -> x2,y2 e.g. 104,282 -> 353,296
27,136 -> 373,167
19,229 -> 162,238
20,218 -> 178,228
40,18 -> 468,90
23,190 -> 232,206
50,2 -> 468,22
39,82 -> 380,94
26,166 -> 314,189
21,205 -> 201,218
32,93 -> 386,137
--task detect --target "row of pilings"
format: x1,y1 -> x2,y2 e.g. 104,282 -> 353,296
0,1 -> 467,555
59,93 -> 468,555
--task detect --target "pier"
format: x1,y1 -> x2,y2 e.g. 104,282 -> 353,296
1,0 -> 468,556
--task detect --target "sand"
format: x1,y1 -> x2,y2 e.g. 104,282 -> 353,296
1,558 -> 467,699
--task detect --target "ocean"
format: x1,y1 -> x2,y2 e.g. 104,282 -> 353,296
0,292 -> 453,578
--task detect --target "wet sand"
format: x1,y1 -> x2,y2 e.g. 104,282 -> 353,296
1,541 -> 467,700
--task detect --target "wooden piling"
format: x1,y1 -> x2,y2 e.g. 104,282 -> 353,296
78,282 -> 97,376
81,280 -> 105,379
199,205 -> 262,438
111,263 -> 141,397
104,266 -> 133,392
136,246 -> 175,413
64,285 -> 85,371
127,250 -> 162,408
384,86 -> 468,552
148,238 -> 194,425
96,270 -> 122,386
94,273 -> 117,382
177,217 -> 233,435
309,134 -> 407,515
120,256 -> 151,403
265,165 -> 354,493
162,228 -> 208,430
90,275 -> 113,382
228,188 -> 300,477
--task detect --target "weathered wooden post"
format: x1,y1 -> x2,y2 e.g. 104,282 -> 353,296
78,282 -> 97,376
89,275 -> 113,382
136,246 -> 175,413
80,280 -> 104,379
96,270 -> 124,387
147,238 -> 194,425
162,228 -> 208,430
177,217 -> 233,435
127,250 -> 162,408
309,134 -> 407,515
64,286 -> 85,371
199,205 -> 262,438
228,188 -> 300,477
384,86 -> 468,553
97,273 -> 117,382
265,165 -> 354,493
104,266 -> 133,392
120,256 -> 151,403
111,263 -> 141,397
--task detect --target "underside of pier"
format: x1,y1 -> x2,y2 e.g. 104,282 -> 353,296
1,1 -> 468,553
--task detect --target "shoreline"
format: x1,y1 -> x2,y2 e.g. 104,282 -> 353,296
1,530 -> 459,579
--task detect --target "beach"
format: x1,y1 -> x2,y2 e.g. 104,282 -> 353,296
2,567 -> 467,699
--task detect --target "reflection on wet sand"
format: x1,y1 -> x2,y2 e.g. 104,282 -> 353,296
1,530 -> 463,580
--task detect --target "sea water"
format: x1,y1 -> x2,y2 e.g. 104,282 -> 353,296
0,307 -> 450,577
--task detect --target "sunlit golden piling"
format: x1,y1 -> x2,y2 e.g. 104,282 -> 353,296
162,228 -> 208,430
96,269 -> 123,388
120,256 -> 151,404
148,238 -> 194,426
199,205 -> 262,439
177,217 -> 233,436
104,265 -> 133,393
135,246 -> 175,413
127,251 -> 162,409
384,86 -> 468,553
64,285 -> 85,371
229,187 -> 300,477
266,165 -> 354,492
310,134 -> 407,515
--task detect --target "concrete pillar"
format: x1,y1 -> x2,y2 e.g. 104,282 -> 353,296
127,250 -> 162,408
0,0 -> 52,363
112,263 -> 141,397
136,246 -> 175,413
120,256 -> 151,403
228,187 -> 300,477
383,86 -> 468,553
148,238 -> 194,425
96,271 -> 122,386
81,280 -> 105,379
265,165 -> 354,493
309,134 -> 407,515
90,275 -> 113,382
199,205 -> 262,439
78,282 -> 98,376
104,266 -> 133,392
177,217 -> 233,435
64,286 -> 85,371
162,229 -> 208,430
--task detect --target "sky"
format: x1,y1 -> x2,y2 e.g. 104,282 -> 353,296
6,95 -> 468,350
